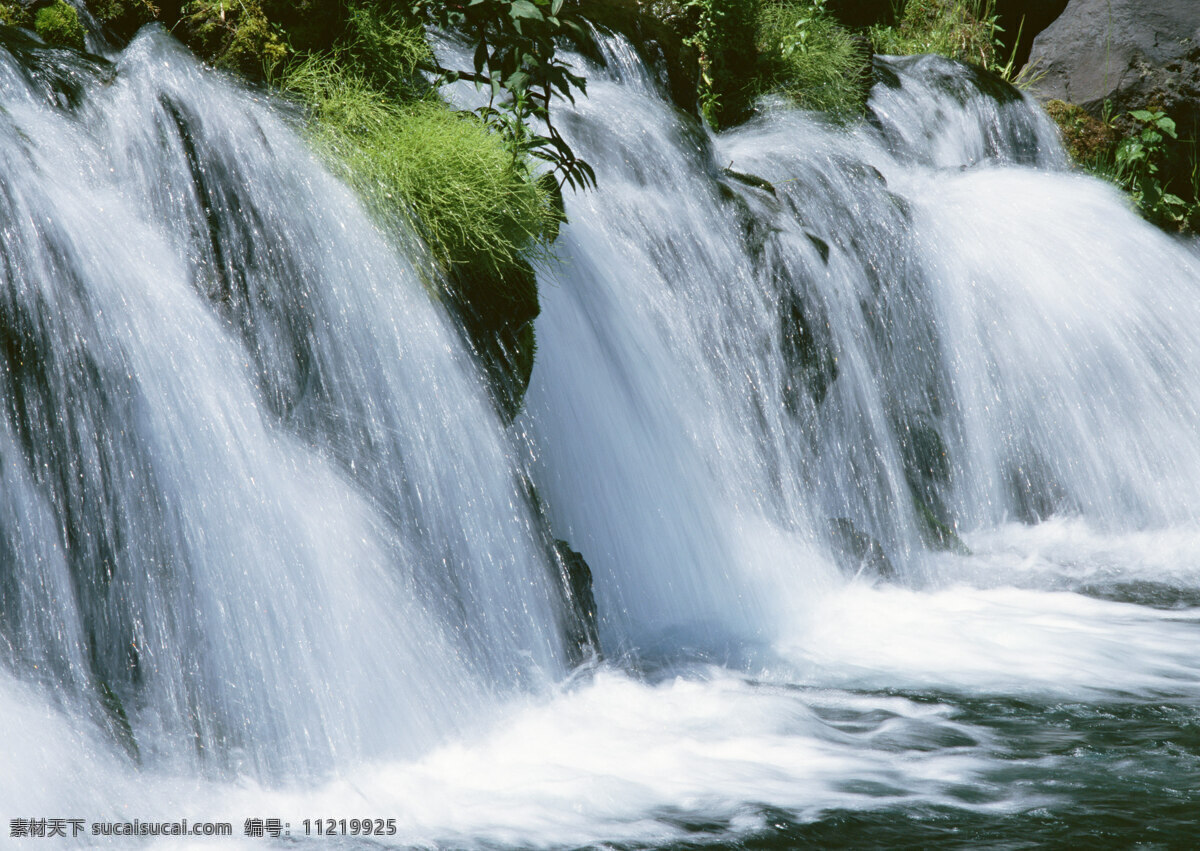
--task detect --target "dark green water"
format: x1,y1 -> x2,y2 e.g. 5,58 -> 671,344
604,693 -> 1200,849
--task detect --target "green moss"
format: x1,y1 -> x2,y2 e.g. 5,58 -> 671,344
180,0 -> 289,79
0,3 -> 31,27
869,0 -> 998,67
757,1 -> 869,117
35,1 -> 86,50
1044,99 -> 1119,167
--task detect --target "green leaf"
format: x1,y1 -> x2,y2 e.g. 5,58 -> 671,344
510,1 -> 544,20
507,69 -> 531,92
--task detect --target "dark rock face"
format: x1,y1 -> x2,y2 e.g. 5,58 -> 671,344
994,0 -> 1070,70
1026,0 -> 1200,132
551,540 -> 601,667
826,518 -> 895,581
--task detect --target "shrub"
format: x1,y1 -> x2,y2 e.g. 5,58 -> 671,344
35,1 -> 86,50
757,0 -> 869,117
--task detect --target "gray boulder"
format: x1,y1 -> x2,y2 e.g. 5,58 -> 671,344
1026,0 -> 1200,131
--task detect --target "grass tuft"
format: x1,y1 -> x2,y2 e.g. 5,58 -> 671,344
281,56 -> 557,289
757,1 -> 869,117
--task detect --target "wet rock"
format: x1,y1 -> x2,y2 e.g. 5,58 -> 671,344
781,287 -> 838,411
521,477 -> 602,667
449,257 -> 541,423
551,539 -> 601,667
722,167 -> 777,197
578,0 -> 701,115
827,517 -> 895,580
895,417 -> 968,553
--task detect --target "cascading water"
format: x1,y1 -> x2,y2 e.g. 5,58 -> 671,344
0,24 -> 571,789
3,17 -> 1200,849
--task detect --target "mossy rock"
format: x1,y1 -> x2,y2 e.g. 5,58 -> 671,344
179,0 -> 289,79
0,2 -> 32,28
35,1 -> 85,50
1044,99 -> 1119,166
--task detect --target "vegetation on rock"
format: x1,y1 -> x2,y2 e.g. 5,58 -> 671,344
1043,99 -> 1117,166
87,0 -> 156,41
683,0 -> 759,127
0,3 -> 31,28
1044,99 -> 1200,234
35,1 -> 86,51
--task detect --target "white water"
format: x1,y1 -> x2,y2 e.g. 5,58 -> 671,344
3,23 -> 1200,848
0,26 -> 568,784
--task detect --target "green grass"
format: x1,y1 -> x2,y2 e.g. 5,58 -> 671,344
281,56 -> 557,290
339,1 -> 431,100
869,0 -> 999,67
757,1 -> 869,117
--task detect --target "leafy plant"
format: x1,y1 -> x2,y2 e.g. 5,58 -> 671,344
1113,109 -> 1197,228
774,0 -> 828,59
409,0 -> 595,191
681,0 -> 759,128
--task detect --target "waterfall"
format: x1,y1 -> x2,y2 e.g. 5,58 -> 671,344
525,37 -> 1200,655
3,20 -> 1200,848
0,25 -> 569,783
